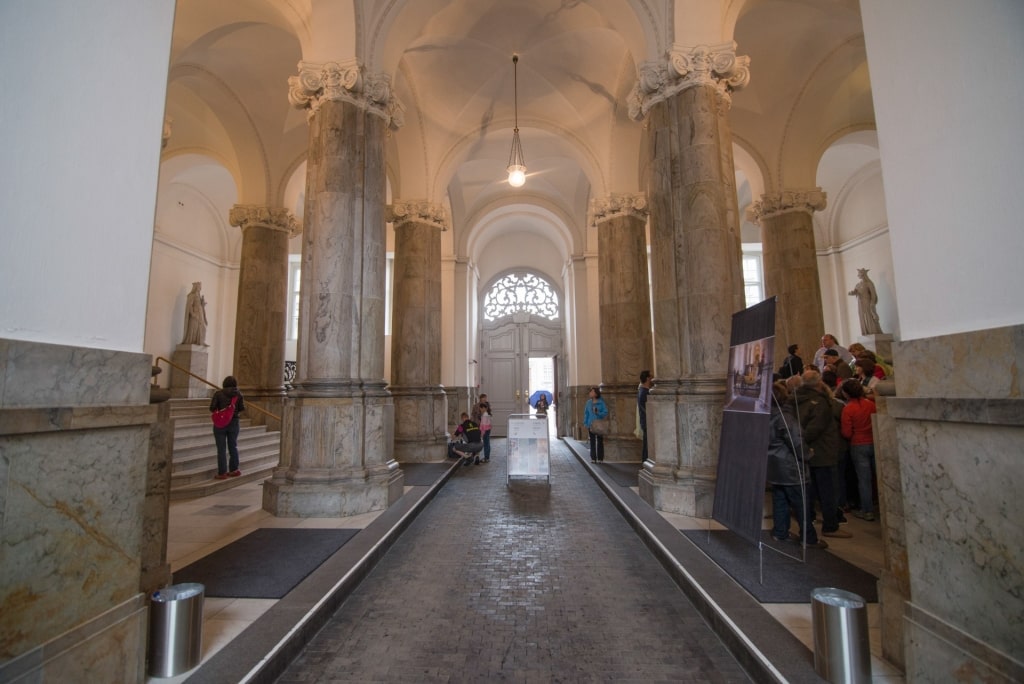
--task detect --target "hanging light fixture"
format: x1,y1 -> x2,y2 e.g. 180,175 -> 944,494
507,54 -> 526,188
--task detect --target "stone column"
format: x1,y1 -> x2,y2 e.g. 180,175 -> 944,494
752,190 -> 827,369
591,194 -> 654,462
629,43 -> 749,516
263,61 -> 405,517
228,205 -> 300,431
386,200 -> 448,462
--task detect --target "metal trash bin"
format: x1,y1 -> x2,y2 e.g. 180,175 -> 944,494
811,587 -> 871,683
148,583 -> 205,678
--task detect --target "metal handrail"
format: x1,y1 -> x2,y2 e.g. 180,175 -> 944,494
153,356 -> 281,422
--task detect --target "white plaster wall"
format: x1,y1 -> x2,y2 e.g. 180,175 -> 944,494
861,0 -> 1024,340
0,1 -> 176,352
475,233 -> 565,289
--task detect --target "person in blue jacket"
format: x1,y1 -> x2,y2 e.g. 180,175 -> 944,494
583,386 -> 609,462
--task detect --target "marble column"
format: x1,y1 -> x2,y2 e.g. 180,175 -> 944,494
386,200 -> 448,462
752,190 -> 827,369
262,61 -> 405,517
591,194 -> 653,462
629,43 -> 749,516
228,205 -> 301,431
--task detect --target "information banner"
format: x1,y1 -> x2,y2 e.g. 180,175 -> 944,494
506,415 -> 550,483
712,297 -> 776,545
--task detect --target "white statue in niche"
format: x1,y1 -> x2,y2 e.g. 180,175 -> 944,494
182,281 -> 208,346
849,268 -> 884,335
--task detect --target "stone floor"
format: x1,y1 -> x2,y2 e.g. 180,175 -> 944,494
155,437 -> 905,683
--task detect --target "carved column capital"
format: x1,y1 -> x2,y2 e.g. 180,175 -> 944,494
750,189 -> 827,223
288,60 -> 405,130
589,193 -> 649,226
386,200 -> 449,232
628,42 -> 750,120
229,205 -> 302,237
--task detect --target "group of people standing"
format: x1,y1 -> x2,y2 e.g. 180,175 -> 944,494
768,333 -> 888,548
452,394 -> 493,465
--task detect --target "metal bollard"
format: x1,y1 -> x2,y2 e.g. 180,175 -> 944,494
811,587 -> 872,683
148,583 -> 205,678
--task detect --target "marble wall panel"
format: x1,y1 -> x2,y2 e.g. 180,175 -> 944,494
0,339 -> 151,408
895,417 -> 1023,660
0,426 -> 148,659
894,324 -> 1024,399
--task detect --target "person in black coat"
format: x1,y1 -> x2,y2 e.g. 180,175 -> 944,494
778,344 -> 804,379
767,382 -> 823,547
210,375 -> 245,479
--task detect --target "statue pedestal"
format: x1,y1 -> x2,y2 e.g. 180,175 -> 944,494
170,344 -> 209,398
864,333 -> 894,362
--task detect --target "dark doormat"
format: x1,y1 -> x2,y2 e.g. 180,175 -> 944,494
400,461 -> 453,486
601,462 -> 644,487
682,529 -> 878,603
173,528 -> 359,598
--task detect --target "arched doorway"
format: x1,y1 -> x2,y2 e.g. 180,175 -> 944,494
479,271 -> 563,437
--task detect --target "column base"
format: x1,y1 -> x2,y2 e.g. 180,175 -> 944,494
263,467 -> 404,517
638,467 -> 715,517
597,382 -> 642,462
266,389 -> 402,517
391,386 -> 449,463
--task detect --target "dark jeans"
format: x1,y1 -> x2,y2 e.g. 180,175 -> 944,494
214,422 -> 240,474
588,430 -> 604,461
771,483 -> 818,543
641,426 -> 648,462
850,443 -> 876,514
833,443 -> 850,510
809,465 -> 839,533
483,430 -> 491,459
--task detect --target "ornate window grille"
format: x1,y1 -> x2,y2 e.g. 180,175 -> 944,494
483,272 -> 559,321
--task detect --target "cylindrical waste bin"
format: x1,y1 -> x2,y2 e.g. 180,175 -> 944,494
811,587 -> 871,684
148,583 -> 205,678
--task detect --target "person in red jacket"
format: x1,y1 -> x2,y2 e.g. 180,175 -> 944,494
840,380 -> 877,521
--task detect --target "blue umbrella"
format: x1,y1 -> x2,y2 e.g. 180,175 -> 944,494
529,390 -> 553,408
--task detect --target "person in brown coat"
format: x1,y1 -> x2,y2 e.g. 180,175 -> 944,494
793,369 -> 851,539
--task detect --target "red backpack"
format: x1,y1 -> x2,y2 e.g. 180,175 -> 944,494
211,395 -> 238,428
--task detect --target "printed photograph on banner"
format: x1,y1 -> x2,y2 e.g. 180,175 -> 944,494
723,336 -> 774,413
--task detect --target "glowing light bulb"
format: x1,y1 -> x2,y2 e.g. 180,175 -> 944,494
508,165 -> 526,188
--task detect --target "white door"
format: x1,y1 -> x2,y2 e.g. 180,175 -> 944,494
482,313 -> 561,437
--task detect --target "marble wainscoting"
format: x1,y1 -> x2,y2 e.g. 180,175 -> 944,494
887,325 -> 1024,682
0,338 -> 157,682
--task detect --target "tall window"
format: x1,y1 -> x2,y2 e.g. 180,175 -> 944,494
286,257 -> 301,340
385,253 -> 394,335
483,272 -> 559,321
741,245 -> 764,308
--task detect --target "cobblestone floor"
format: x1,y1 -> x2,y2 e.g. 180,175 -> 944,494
276,441 -> 750,683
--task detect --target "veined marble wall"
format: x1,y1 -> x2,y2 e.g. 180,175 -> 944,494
0,338 -> 155,681
887,325 -> 1024,682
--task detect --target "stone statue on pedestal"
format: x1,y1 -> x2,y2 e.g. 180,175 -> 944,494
182,281 -> 208,346
849,268 -> 883,335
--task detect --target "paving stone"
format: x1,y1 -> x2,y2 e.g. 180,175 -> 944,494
277,440 -> 750,682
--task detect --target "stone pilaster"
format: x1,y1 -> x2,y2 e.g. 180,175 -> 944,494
591,194 -> 653,461
632,43 -> 748,517
263,62 -> 404,517
386,200 -> 449,462
751,189 -> 827,369
229,204 -> 301,431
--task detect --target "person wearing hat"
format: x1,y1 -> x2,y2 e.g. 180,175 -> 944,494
822,348 -> 853,385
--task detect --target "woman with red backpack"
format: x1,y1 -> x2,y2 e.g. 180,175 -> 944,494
210,375 -> 246,480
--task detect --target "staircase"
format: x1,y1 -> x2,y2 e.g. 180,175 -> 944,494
168,398 -> 281,500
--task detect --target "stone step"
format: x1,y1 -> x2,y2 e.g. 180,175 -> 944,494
168,464 -> 276,501
170,445 -> 281,487
165,398 -> 281,501
172,433 -> 282,470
